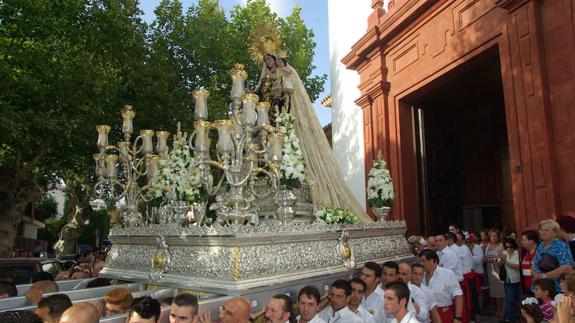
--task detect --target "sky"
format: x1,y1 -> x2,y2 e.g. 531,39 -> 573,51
139,0 -> 332,126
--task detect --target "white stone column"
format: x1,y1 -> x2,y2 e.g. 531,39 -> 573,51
327,0 -> 371,210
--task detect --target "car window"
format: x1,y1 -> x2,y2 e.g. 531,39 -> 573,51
0,265 -> 35,284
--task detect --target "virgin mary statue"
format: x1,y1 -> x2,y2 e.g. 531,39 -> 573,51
256,52 -> 372,222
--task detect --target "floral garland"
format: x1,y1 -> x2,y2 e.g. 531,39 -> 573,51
314,207 -> 361,225
276,111 -> 305,188
148,129 -> 208,203
367,153 -> 394,208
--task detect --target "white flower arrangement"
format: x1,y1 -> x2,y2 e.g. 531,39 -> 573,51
148,129 -> 208,203
314,207 -> 361,225
367,152 -> 394,208
276,111 -> 305,188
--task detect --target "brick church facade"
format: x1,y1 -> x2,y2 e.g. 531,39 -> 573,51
343,0 -> 575,234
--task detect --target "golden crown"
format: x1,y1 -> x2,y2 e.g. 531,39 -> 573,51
249,23 -> 283,64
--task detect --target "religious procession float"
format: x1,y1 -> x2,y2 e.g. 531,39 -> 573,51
90,26 -> 411,309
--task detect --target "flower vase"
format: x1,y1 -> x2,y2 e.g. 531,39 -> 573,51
373,206 -> 391,221
274,186 -> 298,224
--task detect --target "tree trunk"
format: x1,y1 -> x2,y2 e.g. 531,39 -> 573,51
0,168 -> 42,257
54,179 -> 93,257
53,204 -> 91,256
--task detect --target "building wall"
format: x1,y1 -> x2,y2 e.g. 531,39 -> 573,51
344,0 -> 575,233
327,0 -> 372,210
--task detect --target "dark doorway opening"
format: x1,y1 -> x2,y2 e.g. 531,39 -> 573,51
406,47 -> 514,234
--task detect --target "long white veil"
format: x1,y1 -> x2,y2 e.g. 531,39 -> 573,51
283,66 -> 371,222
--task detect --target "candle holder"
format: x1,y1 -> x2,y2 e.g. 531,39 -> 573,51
93,64 -> 284,227
93,105 -> 169,227
186,64 -> 281,225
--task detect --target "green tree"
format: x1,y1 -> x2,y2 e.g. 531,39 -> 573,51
0,0 -> 325,257
0,0 -> 148,257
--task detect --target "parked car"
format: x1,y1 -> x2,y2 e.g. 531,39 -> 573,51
0,258 -> 63,284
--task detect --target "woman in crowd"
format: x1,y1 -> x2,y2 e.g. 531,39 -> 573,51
532,219 -> 574,292
502,238 -> 521,323
485,228 -> 505,319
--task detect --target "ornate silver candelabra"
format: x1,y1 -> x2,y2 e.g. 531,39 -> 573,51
92,64 -> 284,226
93,105 -> 167,226
188,64 -> 283,224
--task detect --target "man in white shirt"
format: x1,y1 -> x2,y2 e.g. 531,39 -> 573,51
411,263 -> 441,323
397,263 -> 430,323
348,278 -> 374,323
296,286 -> 326,323
318,280 -> 363,323
383,282 -> 420,323
382,262 -> 427,322
264,294 -> 293,323
419,249 -> 463,323
435,233 -> 463,282
360,262 -> 384,316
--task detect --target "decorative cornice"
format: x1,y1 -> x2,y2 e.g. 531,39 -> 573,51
355,80 -> 391,108
496,0 -> 531,11
342,27 -> 380,70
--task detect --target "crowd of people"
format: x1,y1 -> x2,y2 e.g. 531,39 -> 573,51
406,217 -> 575,323
3,218 -> 575,322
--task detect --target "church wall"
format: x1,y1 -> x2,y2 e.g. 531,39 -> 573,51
327,0 -> 372,211
344,0 -> 575,233
538,0 -> 575,218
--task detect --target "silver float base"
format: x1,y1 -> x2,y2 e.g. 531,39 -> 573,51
101,221 -> 412,294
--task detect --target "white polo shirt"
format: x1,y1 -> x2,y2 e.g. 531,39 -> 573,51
457,243 -> 474,274
470,243 -> 484,274
424,266 -> 463,307
296,314 -> 327,323
407,282 -> 429,322
361,284 -> 384,315
318,305 -> 364,323
352,304 -> 374,323
438,246 -> 463,281
391,312 -> 421,323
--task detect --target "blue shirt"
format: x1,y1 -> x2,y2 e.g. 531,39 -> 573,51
533,239 -> 574,291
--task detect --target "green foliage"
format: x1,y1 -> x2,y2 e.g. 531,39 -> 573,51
36,195 -> 58,219
37,212 -> 68,248
78,210 -> 110,247
0,0 -> 324,239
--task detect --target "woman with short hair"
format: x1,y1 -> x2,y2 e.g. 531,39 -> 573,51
532,219 -> 574,292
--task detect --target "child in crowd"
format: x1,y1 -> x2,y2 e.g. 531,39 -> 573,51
534,278 -> 557,321
519,296 -> 544,323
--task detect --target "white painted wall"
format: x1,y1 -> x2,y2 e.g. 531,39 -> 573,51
327,0 -> 371,210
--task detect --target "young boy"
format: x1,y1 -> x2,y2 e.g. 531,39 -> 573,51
534,278 -> 556,321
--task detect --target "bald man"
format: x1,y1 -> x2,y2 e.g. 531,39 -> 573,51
59,302 -> 100,323
25,280 -> 60,305
198,298 -> 251,323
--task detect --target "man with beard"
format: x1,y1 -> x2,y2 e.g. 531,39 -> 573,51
419,249 -> 463,323
318,280 -> 363,323
169,294 -> 198,323
360,262 -> 384,316
264,294 -> 293,323
296,286 -> 325,323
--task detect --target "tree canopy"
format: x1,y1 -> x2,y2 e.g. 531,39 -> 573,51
0,0 -> 325,256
